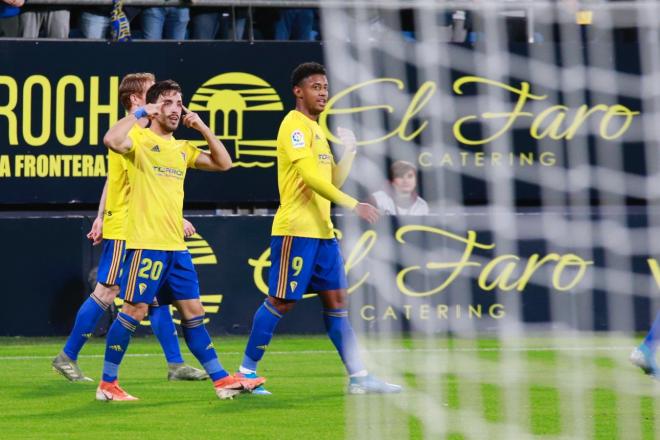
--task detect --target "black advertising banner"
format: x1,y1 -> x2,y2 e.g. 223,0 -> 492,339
0,41 -> 322,204
1,212 -> 655,336
0,41 -> 643,206
0,216 -> 90,336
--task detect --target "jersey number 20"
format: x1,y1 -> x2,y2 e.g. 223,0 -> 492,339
139,258 -> 163,280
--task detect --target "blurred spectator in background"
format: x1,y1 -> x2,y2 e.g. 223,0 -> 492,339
190,8 -> 248,40
445,9 -> 469,42
0,0 -> 23,38
141,3 -> 189,40
371,160 -> 429,215
79,1 -> 134,41
190,6 -> 247,40
79,5 -> 111,39
19,1 -> 69,38
274,8 -> 314,40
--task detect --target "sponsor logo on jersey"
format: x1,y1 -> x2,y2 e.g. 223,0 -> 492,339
152,165 -> 185,179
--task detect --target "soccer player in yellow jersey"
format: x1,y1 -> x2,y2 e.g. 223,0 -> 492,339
52,73 -> 206,383
237,62 -> 402,394
97,79 -> 264,401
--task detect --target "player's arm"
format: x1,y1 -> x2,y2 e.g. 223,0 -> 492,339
293,158 -> 379,223
86,179 -> 108,245
103,103 -> 161,154
182,106 -> 232,171
293,157 -> 357,208
286,126 -> 357,208
332,127 -> 357,188
284,124 -> 378,223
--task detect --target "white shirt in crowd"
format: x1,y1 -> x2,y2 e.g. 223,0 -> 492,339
371,190 -> 429,215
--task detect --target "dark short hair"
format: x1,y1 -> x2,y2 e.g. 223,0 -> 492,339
291,62 -> 326,88
146,79 -> 182,104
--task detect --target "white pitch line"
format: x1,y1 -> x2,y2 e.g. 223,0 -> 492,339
0,345 -> 633,361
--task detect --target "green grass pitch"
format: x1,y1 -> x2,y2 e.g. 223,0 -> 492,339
0,335 -> 658,439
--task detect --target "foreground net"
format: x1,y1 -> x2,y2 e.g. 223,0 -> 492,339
321,1 -> 660,438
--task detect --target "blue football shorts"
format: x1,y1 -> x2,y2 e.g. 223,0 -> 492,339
119,249 -> 200,305
268,236 -> 348,300
97,239 -> 126,286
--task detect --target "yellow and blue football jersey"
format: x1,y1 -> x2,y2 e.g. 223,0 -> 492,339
271,110 -> 337,239
123,127 -> 201,251
102,130 -> 133,240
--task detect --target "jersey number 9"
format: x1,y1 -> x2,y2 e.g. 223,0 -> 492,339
292,256 -> 304,276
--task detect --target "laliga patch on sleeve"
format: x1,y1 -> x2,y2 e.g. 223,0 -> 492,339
291,130 -> 306,149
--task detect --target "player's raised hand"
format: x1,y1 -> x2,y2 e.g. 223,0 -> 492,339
142,102 -> 163,118
354,202 -> 380,224
183,218 -> 196,238
337,126 -> 357,154
86,216 -> 103,245
182,105 -> 208,132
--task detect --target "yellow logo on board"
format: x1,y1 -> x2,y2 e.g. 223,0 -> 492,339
188,73 -> 284,169
185,233 -> 218,265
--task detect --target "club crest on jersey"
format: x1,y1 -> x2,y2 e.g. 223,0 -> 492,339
291,130 -> 305,149
139,283 -> 147,294
181,152 -> 187,162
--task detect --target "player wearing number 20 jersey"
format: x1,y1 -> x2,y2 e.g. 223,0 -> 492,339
53,73 -> 208,384
98,79 -> 264,401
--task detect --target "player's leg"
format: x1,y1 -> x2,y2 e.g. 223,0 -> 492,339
240,296 -> 293,372
318,287 -> 401,394
238,236 -> 314,393
318,289 -> 366,375
167,251 -> 264,399
53,283 -> 116,382
96,249 -> 160,401
631,310 -> 660,377
148,299 -> 208,381
314,239 -> 401,394
237,296 -> 294,395
53,239 -> 125,382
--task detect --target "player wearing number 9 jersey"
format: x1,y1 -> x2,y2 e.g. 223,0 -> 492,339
237,62 -> 402,395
